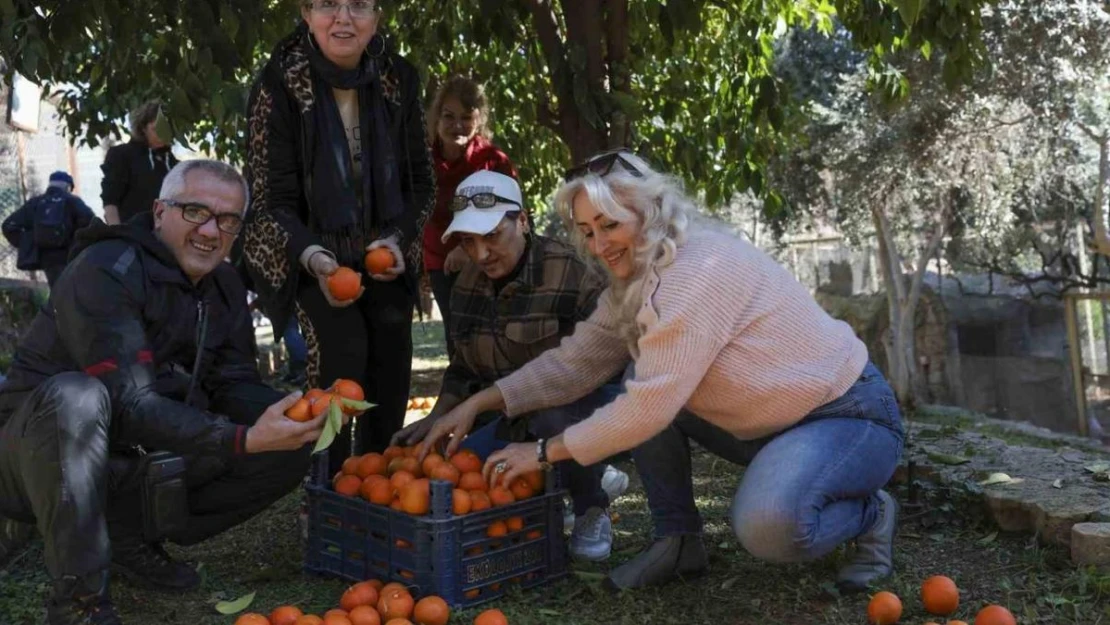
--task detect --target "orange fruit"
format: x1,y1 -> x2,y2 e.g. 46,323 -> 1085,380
348,606 -> 382,625
469,490 -> 492,512
294,617 -> 323,625
463,589 -> 480,599
383,446 -> 406,461
365,247 -> 395,275
525,529 -> 542,540
312,393 -> 337,418
380,582 -> 408,597
487,520 -> 508,537
332,378 -> 365,402
342,455 -> 362,476
395,538 -> 412,549
430,463 -> 460,486
421,453 -> 445,476
473,608 -> 508,625
420,397 -> 434,410
974,605 -> 1016,625
458,471 -> 487,492
324,610 -> 349,619
377,587 -> 414,621
390,497 -> 404,511
235,615 -> 271,625
390,470 -> 416,492
384,620 -> 413,625
400,479 -> 431,516
389,457 -> 421,478
365,579 -> 384,591
328,267 -> 362,301
505,516 -> 524,532
489,486 -> 515,507
449,450 -> 482,474
323,616 -> 352,625
452,488 -> 472,515
271,607 -> 304,625
285,398 -> 313,422
508,477 -> 533,500
521,470 -> 544,493
947,621 -> 970,625
412,596 -> 450,625
357,453 -> 388,478
341,580 -> 381,610
361,475 -> 394,505
921,575 -> 959,615
867,591 -> 903,625
335,474 -> 363,497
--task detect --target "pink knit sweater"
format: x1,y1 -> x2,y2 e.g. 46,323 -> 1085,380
495,227 -> 869,466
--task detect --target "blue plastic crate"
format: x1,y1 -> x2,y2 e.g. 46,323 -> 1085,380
303,421 -> 569,608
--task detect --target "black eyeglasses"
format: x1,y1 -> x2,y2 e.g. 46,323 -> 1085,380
305,0 -> 380,18
563,149 -> 645,182
450,192 -> 522,213
159,199 -> 244,235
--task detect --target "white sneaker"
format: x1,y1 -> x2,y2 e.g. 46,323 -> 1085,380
601,464 -> 630,502
570,507 -> 612,561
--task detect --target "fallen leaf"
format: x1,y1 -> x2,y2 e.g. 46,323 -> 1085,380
978,531 -> 998,545
1052,479 -> 1063,489
538,609 -> 563,617
215,591 -> 255,615
927,452 -> 971,465
572,570 -> 606,582
980,472 -> 1013,486
1084,462 -> 1110,474
721,576 -> 739,590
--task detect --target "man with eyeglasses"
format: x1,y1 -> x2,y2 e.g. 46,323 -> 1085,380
0,160 -> 331,624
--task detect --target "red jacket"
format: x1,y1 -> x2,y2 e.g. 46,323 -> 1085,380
423,135 -> 517,271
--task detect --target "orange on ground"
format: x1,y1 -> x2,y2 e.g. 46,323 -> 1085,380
489,486 -> 515,507
487,520 -> 508,538
235,615 -> 271,625
311,393 -> 336,418
348,606 -> 382,625
400,479 -> 431,515
335,474 -> 362,497
271,606 -> 305,625
521,470 -> 544,492
974,605 -> 1016,625
377,587 -> 415,621
867,591 -> 903,625
921,575 -> 959,615
383,446 -> 405,461
506,516 -> 524,532
452,488 -> 472,515
390,470 -> 416,492
430,463 -> 460,486
361,475 -> 394,505
341,580 -> 381,610
412,596 -> 450,625
449,450 -> 482,474
469,491 -> 492,512
328,267 -> 362,301
357,453 -> 388,478
509,478 -> 533,500
285,398 -> 312,422
458,472 -> 487,492
473,608 -> 509,625
365,247 -> 395,275
294,617 -> 323,625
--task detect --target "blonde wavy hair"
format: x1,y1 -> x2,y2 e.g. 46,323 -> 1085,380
554,151 -> 701,347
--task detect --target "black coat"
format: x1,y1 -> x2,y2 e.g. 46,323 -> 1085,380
1,186 -> 95,270
100,140 -> 178,223
239,26 -> 435,339
0,215 -> 274,458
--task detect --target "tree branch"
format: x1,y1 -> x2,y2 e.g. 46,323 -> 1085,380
605,0 -> 631,148
519,0 -> 571,130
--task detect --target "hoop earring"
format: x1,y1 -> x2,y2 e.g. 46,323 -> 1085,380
366,34 -> 386,58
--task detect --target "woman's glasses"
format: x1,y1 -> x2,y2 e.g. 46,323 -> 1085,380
563,149 -> 645,182
450,192 -> 522,213
306,0 -> 379,18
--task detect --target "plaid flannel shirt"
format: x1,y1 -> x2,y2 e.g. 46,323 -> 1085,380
439,234 -> 605,404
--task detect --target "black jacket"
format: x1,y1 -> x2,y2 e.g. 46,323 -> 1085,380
2,186 -> 95,270
100,140 -> 178,223
239,26 -> 435,338
0,215 -> 270,458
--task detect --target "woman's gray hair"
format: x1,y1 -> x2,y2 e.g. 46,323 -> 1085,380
160,160 -> 250,214
129,101 -> 163,143
554,152 -> 701,348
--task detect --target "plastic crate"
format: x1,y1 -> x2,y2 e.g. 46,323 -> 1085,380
303,423 -> 569,608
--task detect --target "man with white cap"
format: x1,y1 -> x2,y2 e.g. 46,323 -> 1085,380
396,170 -> 627,561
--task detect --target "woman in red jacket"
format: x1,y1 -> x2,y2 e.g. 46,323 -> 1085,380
424,76 -> 517,356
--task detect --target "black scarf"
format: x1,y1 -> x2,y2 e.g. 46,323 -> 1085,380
304,29 -> 404,266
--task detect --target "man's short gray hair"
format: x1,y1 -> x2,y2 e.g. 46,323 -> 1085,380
159,160 -> 250,214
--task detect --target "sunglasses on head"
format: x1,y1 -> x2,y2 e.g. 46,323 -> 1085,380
450,192 -> 522,213
563,149 -> 645,182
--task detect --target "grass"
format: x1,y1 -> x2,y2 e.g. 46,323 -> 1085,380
4,330 -> 1110,624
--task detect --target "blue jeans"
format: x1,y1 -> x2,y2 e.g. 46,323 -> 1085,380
282,323 -> 307,372
631,362 -> 903,563
526,383 -> 621,516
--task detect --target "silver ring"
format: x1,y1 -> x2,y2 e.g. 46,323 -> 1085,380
495,461 -> 508,473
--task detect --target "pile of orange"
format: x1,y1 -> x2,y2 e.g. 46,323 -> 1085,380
285,379 -> 367,422
867,575 -> 1017,624
232,579 -> 460,625
406,397 -> 437,411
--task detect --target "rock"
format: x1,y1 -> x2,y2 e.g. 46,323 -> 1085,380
1093,506 -> 1110,523
1071,523 -> 1110,566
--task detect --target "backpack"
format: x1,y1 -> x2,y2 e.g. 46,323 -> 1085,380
31,192 -> 70,249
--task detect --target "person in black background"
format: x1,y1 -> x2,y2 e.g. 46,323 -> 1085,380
2,171 -> 95,286
100,101 -> 178,225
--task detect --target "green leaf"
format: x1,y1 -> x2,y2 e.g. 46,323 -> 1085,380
312,401 -> 342,455
214,591 -> 256,615
977,531 -> 998,545
340,398 -> 374,413
893,0 -> 924,28
926,452 -> 970,465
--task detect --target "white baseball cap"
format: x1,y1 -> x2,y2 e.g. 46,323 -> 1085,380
441,170 -> 524,243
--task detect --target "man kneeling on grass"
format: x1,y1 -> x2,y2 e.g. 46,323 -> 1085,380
394,171 -> 629,562
0,160 -> 331,624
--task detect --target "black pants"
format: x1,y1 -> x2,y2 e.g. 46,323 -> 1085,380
297,276 -> 414,476
0,374 -> 311,580
427,269 -> 456,359
43,264 -> 65,288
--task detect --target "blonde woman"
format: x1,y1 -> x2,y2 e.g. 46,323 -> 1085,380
417,150 -> 904,593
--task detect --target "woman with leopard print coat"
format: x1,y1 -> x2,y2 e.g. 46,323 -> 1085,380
241,2 -> 434,475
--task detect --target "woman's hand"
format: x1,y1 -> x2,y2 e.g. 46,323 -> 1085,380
310,251 -> 362,308
391,413 -> 439,447
366,236 -> 406,282
443,246 -> 469,275
483,442 -> 542,489
415,399 -> 481,460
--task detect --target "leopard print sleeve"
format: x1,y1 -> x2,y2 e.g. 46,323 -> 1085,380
388,55 -> 435,278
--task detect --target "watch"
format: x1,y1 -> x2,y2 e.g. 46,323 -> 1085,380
536,438 -> 553,471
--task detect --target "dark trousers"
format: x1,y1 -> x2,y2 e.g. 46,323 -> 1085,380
297,276 -> 414,476
0,374 -> 311,580
43,264 -> 65,288
427,269 -> 456,359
